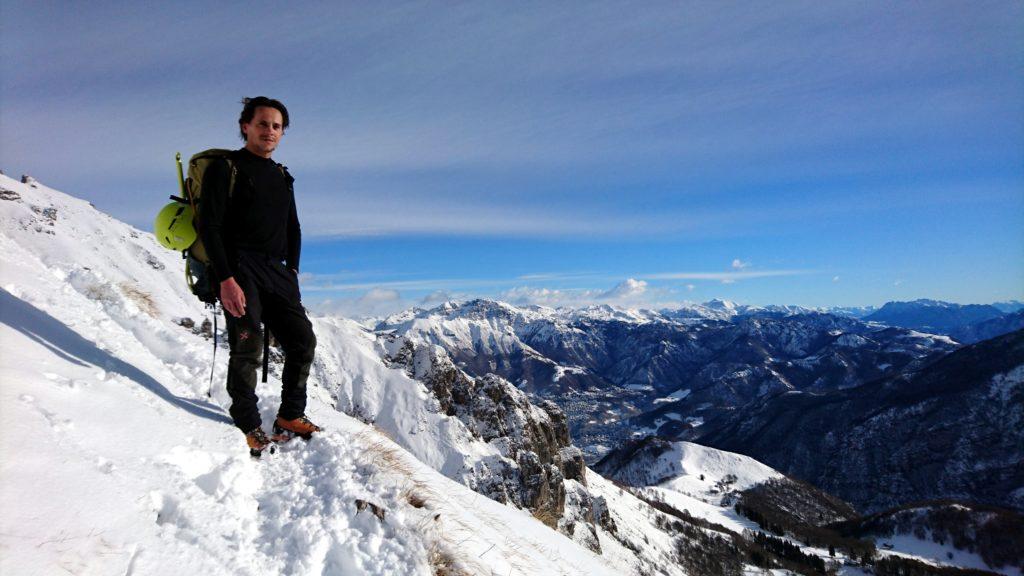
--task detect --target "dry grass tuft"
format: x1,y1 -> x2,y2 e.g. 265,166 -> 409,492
428,548 -> 470,576
407,492 -> 427,509
119,282 -> 159,317
532,505 -> 559,529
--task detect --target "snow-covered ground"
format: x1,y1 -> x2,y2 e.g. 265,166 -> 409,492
613,441 -> 782,533
0,174 -> 622,575
876,534 -> 1022,576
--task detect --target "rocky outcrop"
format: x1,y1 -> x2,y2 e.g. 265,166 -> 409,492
385,338 -> 590,532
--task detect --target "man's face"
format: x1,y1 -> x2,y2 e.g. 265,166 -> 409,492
241,106 -> 284,157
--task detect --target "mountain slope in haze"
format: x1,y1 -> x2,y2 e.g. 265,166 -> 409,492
951,310 -> 1024,344
864,299 -> 1007,336
993,301 -> 1024,314
691,328 -> 1024,514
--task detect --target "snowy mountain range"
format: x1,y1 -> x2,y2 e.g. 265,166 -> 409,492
2,172 -> 1020,575
376,297 -> 970,464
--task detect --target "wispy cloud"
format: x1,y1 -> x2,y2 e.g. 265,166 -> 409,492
645,270 -> 811,281
419,290 -> 453,306
301,277 -> 500,293
298,193 -> 709,238
299,267 -> 810,296
4,2 -> 1019,239
515,272 -> 601,281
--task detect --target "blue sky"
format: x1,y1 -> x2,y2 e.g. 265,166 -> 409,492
2,1 -> 1022,316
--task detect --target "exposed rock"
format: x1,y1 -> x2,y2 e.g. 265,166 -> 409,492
558,481 -> 602,552
558,445 -> 587,485
388,338 -> 593,533
590,493 -> 616,534
145,251 -> 165,271
198,318 -> 213,339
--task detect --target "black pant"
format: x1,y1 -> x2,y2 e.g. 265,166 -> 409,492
223,256 -> 316,433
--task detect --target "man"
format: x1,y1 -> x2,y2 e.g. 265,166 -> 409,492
199,96 -> 320,455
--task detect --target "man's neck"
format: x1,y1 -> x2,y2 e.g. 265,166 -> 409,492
243,143 -> 273,159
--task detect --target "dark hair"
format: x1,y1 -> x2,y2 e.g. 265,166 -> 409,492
238,96 -> 290,141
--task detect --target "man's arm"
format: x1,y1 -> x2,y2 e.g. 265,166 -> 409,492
198,159 -> 246,317
198,159 -> 234,280
286,194 -> 301,274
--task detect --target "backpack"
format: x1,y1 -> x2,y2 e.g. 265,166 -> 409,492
168,149 -> 239,304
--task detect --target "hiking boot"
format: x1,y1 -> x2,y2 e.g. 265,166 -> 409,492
273,415 -> 322,440
245,427 -> 275,457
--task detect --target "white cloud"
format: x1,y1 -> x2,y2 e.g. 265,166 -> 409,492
600,278 -> 647,300
497,279 -> 690,310
359,288 -> 401,303
497,286 -> 597,308
686,284 -> 696,292
307,287 -> 407,319
420,290 -> 453,306
832,276 -> 840,283
731,259 -> 751,270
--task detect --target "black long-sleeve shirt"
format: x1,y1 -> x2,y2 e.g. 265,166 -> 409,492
198,148 -> 301,283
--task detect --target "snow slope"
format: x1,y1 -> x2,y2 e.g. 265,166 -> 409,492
876,534 -> 1021,576
0,174 -> 622,575
599,439 -> 782,534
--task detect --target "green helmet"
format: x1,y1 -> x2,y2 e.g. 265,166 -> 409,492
154,202 -> 197,251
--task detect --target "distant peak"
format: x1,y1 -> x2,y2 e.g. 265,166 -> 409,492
704,298 -> 738,309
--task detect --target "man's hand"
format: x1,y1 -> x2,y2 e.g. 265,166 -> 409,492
220,277 -> 246,318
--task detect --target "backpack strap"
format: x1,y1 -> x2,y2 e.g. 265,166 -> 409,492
277,163 -> 294,188
223,152 -> 240,200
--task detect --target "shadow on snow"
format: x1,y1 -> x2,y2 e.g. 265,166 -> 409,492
0,288 -> 231,425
